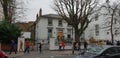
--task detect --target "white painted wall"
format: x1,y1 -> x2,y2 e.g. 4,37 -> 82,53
49,37 -> 72,50
36,18 -> 48,44
21,32 -> 31,39
85,8 -> 120,41
35,16 -> 73,44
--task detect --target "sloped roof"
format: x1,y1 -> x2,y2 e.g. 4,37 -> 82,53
41,14 -> 61,19
35,14 -> 62,25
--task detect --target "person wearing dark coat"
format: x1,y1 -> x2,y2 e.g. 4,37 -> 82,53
84,41 -> 88,50
39,42 -> 42,53
9,40 -> 17,54
78,42 -> 81,51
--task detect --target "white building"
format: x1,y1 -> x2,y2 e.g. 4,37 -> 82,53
35,7 -> 120,44
35,14 -> 73,44
85,8 -> 120,41
21,32 -> 31,39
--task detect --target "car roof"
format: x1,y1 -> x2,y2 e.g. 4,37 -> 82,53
102,45 -> 120,48
97,45 -> 120,54
88,45 -> 119,53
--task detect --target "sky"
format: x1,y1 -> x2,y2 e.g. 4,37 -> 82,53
19,0 -> 116,22
20,0 -> 56,22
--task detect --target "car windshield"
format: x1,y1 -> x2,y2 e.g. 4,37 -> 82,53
86,46 -> 105,55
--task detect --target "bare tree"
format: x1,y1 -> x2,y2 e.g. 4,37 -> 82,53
0,0 -> 15,22
0,0 -> 26,23
53,0 -> 99,54
101,0 -> 120,44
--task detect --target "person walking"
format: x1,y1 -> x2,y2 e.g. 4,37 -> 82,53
116,41 -> 120,46
59,42 -> 62,51
9,40 -> 16,54
61,41 -> 65,50
84,41 -> 88,50
39,42 -> 42,53
78,42 -> 81,51
24,40 -> 30,53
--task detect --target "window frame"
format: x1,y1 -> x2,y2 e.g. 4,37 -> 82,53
95,24 -> 99,36
48,19 -> 53,26
58,20 -> 63,26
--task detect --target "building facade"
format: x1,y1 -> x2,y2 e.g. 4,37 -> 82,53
85,9 -> 120,42
35,14 -> 73,44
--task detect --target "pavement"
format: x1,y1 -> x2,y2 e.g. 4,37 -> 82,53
7,50 -> 79,58
5,44 -> 81,58
6,51 -> 24,58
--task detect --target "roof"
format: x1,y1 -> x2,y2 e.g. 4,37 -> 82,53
34,14 -> 62,25
41,14 -> 61,19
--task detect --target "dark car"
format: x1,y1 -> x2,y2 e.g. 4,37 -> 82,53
0,50 -> 8,58
76,46 -> 120,58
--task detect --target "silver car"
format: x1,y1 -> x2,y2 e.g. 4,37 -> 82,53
76,46 -> 120,58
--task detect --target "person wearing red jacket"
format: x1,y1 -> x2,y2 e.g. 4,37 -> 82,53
24,40 -> 30,53
61,41 -> 65,50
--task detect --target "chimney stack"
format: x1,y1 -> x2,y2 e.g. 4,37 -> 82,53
39,8 -> 42,16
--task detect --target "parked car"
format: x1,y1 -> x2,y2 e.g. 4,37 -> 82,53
0,50 -> 8,58
76,46 -> 120,58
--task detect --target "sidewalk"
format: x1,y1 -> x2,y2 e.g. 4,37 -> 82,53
6,52 -> 24,58
7,50 -> 79,58
50,50 -> 79,55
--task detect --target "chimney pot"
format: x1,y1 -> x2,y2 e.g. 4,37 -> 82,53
39,8 -> 42,16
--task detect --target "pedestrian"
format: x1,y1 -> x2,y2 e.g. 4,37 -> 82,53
9,40 -> 17,54
61,41 -> 65,50
59,42 -> 62,51
116,41 -> 120,46
84,40 -> 88,50
39,42 -> 42,53
24,40 -> 30,53
73,42 -> 77,50
75,42 -> 79,50
78,42 -> 81,51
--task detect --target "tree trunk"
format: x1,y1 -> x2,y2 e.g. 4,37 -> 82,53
3,6 -> 9,21
1,0 -> 15,23
72,26 -> 80,54
2,0 -> 9,21
110,14 -> 114,44
75,28 -> 80,42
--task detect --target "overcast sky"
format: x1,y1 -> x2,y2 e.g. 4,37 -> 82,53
20,0 -> 116,22
19,0 -> 56,22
